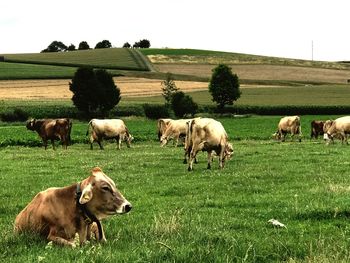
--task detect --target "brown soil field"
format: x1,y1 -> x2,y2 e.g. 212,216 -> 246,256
0,77 -> 208,100
156,64 -> 350,84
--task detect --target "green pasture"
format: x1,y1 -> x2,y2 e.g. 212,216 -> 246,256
2,116 -> 350,262
2,48 -> 150,71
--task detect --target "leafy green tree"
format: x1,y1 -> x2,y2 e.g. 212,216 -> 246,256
78,41 -> 90,50
67,44 -> 76,51
69,68 -> 120,116
41,41 -> 67,52
133,39 -> 151,48
161,73 -> 178,106
171,91 -> 198,118
208,64 -> 241,110
95,40 -> 112,49
123,42 -> 131,48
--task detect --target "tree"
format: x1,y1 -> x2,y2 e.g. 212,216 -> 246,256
123,42 -> 131,48
41,41 -> 67,53
95,40 -> 112,49
171,91 -> 198,118
67,44 -> 76,51
208,64 -> 241,110
161,73 -> 178,106
69,68 -> 120,116
133,39 -> 151,48
78,41 -> 90,50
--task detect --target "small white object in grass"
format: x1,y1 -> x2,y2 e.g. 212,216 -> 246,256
268,219 -> 286,228
323,133 -> 329,140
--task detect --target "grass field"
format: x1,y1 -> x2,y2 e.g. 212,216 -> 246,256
2,116 -> 350,262
2,48 -> 151,71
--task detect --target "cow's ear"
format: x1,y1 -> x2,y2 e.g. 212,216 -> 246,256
79,183 -> 93,204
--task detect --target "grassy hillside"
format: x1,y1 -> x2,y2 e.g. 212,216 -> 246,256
2,48 -> 151,71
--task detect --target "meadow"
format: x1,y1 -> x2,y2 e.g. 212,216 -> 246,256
2,116 -> 350,262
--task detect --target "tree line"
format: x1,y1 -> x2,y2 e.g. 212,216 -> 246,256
41,39 -> 150,53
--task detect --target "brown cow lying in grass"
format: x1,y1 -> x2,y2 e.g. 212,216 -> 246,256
14,167 -> 132,247
26,118 -> 72,149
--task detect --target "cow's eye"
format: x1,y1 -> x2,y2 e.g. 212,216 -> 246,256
102,186 -> 110,192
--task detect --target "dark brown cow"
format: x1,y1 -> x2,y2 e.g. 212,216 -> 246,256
14,167 -> 132,247
26,118 -> 72,149
310,120 -> 324,139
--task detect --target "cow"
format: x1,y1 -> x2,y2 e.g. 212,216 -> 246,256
160,119 -> 191,147
273,116 -> 302,142
187,117 -> 233,171
14,167 -> 132,247
26,118 -> 72,149
86,119 -> 133,150
310,120 -> 324,139
157,118 -> 172,140
323,116 -> 350,144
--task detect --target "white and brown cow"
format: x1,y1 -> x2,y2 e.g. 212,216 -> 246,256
323,116 -> 350,144
273,116 -> 302,142
14,167 -> 132,247
86,119 -> 133,150
157,118 -> 172,140
26,118 -> 72,149
187,117 -> 233,171
160,119 -> 192,147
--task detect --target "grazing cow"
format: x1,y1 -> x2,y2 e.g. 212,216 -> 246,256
187,118 -> 233,171
160,119 -> 191,147
14,167 -> 132,247
157,118 -> 172,140
26,118 -> 72,149
310,120 -> 324,139
86,119 -> 133,150
323,116 -> 350,144
273,116 -> 302,142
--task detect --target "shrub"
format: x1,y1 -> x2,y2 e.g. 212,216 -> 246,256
171,92 -> 198,118
143,104 -> 171,119
0,108 -> 29,122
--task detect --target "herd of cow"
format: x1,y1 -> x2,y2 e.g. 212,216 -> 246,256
25,115 -> 350,170
15,114 -> 350,247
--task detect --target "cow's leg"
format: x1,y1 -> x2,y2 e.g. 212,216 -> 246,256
43,139 -> 48,150
207,151 -> 212,169
188,149 -> 199,171
117,136 -> 121,150
47,228 -> 75,247
97,140 -> 104,150
174,133 -> 180,147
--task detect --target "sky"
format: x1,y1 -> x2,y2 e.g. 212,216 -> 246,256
1,0 -> 350,61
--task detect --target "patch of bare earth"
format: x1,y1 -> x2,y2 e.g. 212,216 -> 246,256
156,64 -> 350,84
0,77 -> 208,100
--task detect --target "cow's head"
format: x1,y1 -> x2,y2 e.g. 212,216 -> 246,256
160,135 -> 168,147
79,167 -> 132,220
26,119 -> 36,131
272,131 -> 281,140
224,143 -> 234,160
125,133 -> 134,148
323,120 -> 333,134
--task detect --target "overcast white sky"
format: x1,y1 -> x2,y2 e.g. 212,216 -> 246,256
1,0 -> 350,61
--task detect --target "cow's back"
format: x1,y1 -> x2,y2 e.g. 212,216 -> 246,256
91,119 -> 126,138
334,116 -> 350,132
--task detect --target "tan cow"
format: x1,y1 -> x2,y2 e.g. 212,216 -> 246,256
187,118 -> 233,171
273,116 -> 302,142
86,119 -> 133,150
323,116 -> 350,144
14,167 -> 132,247
157,118 -> 172,140
26,118 -> 72,149
160,119 -> 192,147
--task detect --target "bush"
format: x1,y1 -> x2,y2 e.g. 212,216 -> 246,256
171,92 -> 198,118
0,108 -> 29,122
143,104 -> 171,119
